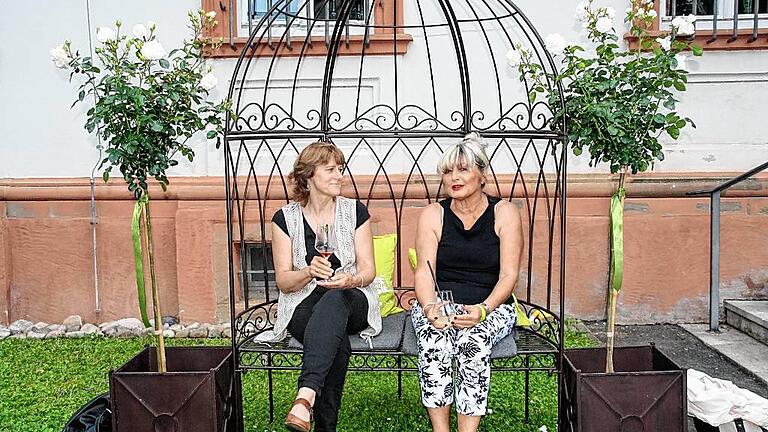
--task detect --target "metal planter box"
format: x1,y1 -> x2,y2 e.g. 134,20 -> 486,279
109,346 -> 239,432
560,345 -> 686,432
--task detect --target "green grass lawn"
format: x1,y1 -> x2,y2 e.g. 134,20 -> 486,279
0,325 -> 595,432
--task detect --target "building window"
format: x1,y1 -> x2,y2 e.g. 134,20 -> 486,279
244,0 -> 365,22
241,242 -> 278,302
661,0 -> 768,30
626,0 -> 768,49
239,0 -> 368,39
201,0 -> 411,58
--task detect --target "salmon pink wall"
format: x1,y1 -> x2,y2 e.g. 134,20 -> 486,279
1,173 -> 767,325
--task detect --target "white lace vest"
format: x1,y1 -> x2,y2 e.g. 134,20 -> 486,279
255,196 -> 382,344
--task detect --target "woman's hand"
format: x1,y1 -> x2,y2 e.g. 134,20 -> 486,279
307,256 -> 334,280
423,302 -> 452,330
316,272 -> 357,289
451,304 -> 483,329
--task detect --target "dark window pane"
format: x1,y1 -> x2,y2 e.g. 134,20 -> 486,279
666,0 -> 716,15
738,0 -> 768,13
244,243 -> 278,301
250,0 -> 298,19
315,0 -> 366,21
247,243 -> 275,282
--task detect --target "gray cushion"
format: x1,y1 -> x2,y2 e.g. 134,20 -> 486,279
287,311 -> 408,351
402,313 -> 518,358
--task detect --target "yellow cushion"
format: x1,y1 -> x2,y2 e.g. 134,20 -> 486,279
408,248 -> 418,270
373,234 -> 404,317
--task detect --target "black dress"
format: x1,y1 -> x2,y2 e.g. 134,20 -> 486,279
435,195 -> 512,306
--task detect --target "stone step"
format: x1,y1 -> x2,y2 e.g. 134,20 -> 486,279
680,323 -> 768,388
724,300 -> 768,345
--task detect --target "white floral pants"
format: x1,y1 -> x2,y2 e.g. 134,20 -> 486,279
411,302 -> 516,416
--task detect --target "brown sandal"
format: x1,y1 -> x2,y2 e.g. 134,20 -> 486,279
284,397 -> 313,432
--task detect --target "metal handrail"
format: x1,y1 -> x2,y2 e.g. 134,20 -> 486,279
686,160 -> 768,331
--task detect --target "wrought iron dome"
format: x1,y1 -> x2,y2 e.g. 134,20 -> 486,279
224,5 -> 569,421
224,0 -> 566,140
223,0 -> 569,314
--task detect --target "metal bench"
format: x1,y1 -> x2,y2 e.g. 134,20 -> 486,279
234,287 -> 561,421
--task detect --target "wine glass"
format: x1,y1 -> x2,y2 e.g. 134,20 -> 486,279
314,224 -> 336,280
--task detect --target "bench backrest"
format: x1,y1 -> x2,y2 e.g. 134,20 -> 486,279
225,137 -> 565,324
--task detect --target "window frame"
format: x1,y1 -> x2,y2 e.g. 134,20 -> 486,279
237,241 -> 279,302
627,0 -> 768,49
202,0 -> 412,58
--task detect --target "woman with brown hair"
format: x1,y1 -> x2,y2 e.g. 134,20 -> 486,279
259,141 -> 381,432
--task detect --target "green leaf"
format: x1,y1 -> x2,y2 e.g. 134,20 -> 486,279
159,58 -> 170,69
691,44 -> 704,56
102,170 -> 110,183
667,126 -> 680,139
206,130 -> 217,139
151,122 -> 163,132
673,81 -> 686,91
131,199 -> 152,328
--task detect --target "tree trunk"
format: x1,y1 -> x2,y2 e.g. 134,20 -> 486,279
142,194 -> 167,373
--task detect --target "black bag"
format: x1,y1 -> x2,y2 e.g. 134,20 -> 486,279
62,392 -> 111,432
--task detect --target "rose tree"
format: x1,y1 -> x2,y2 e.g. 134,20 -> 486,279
509,0 -> 702,372
52,10 -> 230,372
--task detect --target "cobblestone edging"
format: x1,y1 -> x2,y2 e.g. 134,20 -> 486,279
0,316 -> 232,340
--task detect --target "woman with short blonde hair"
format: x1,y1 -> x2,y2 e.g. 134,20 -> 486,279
412,133 -> 524,432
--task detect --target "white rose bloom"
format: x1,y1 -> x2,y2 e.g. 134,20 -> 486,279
200,72 -> 218,90
147,20 -> 157,30
647,9 -> 657,18
506,49 -> 522,67
605,7 -> 616,18
575,2 -> 590,21
539,426 -> 548,432
49,45 -> 69,68
544,33 -> 567,54
679,22 -> 695,36
96,27 -> 116,43
141,40 -> 166,60
596,17 -> 613,33
658,35 -> 672,50
626,7 -> 633,15
206,11 -> 216,20
685,14 -> 696,23
674,53 -> 688,71
132,24 -> 148,39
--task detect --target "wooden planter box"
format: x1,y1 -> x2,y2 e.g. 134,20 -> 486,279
110,346 -> 240,432
559,345 -> 686,432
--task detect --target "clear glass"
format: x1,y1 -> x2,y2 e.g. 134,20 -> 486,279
314,223 -> 336,280
433,290 -> 464,326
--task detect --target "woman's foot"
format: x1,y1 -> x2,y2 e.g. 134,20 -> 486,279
284,387 -> 315,432
288,398 -> 312,422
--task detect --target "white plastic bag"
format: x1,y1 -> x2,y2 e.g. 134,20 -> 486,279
687,369 -> 768,429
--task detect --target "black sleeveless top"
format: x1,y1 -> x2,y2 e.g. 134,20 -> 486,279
435,195 -> 506,306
